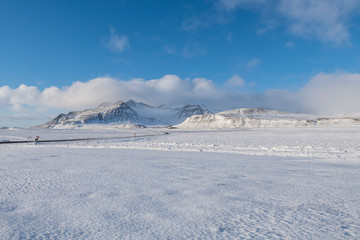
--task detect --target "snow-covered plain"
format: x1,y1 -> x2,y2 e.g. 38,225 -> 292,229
1,126 -> 360,239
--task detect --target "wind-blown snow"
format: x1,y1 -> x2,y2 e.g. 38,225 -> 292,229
1,126 -> 360,239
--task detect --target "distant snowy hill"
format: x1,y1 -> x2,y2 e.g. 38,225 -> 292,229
40,100 -> 212,128
40,101 -> 360,129
176,108 -> 360,129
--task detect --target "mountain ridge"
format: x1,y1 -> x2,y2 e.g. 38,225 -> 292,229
40,100 -> 212,128
39,101 -> 360,129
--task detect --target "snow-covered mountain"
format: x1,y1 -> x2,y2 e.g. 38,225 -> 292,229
176,108 -> 360,129
40,101 -> 360,129
127,100 -> 212,125
41,101 -> 154,128
40,100 -> 212,128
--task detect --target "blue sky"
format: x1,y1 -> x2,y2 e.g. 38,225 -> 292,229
1,0 -> 360,126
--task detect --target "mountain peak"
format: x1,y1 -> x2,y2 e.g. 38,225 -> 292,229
126,99 -> 152,108
98,102 -> 114,108
176,104 -> 212,120
125,99 -> 136,106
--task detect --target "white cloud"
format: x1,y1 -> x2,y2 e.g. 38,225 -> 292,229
0,84 -> 40,111
300,72 -> 360,115
226,33 -> 233,43
245,59 -> 260,70
192,78 -> 221,99
278,0 -> 359,45
41,77 -> 122,109
182,43 -> 207,58
0,75 -> 223,113
181,3 -> 230,33
146,75 -> 182,92
106,27 -> 129,53
217,0 -> 360,45
225,74 -> 245,87
0,86 -> 10,105
285,41 -> 295,48
181,16 -> 208,32
164,45 -> 176,54
218,0 -> 266,11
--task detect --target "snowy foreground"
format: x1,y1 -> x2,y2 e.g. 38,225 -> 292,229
1,126 -> 360,239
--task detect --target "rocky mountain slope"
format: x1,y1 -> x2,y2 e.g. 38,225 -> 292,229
40,100 -> 212,128
127,100 -> 212,125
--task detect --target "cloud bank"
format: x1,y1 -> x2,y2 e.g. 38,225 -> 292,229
300,72 -> 360,115
0,75 -> 222,112
1,72 -> 360,126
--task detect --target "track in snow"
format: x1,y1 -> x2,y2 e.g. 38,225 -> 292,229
0,131 -> 169,145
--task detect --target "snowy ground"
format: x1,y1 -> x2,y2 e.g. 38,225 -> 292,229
1,126 -> 360,239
